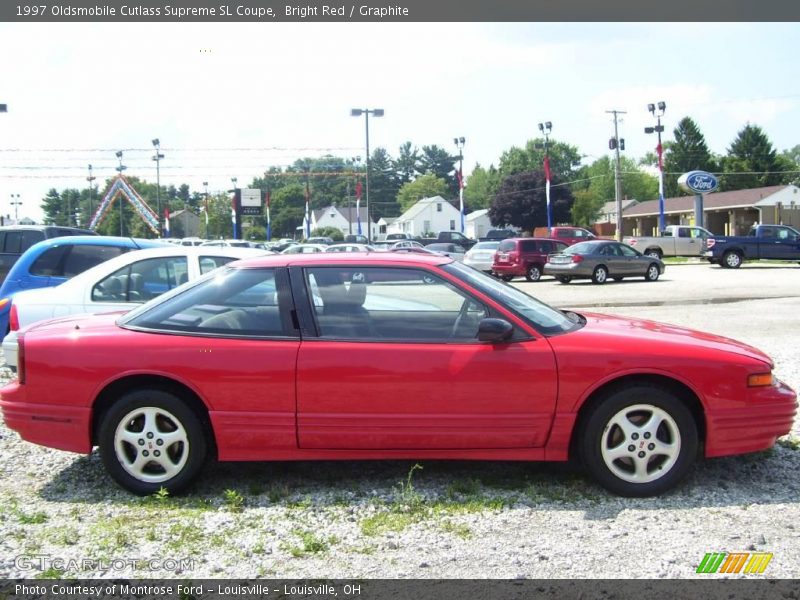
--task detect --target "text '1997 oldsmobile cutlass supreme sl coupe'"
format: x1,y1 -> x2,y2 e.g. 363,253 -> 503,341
0,253 -> 796,496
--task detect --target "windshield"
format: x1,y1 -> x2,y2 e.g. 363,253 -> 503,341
442,262 -> 579,335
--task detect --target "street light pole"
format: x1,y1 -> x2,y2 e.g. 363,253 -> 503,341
351,108 -> 384,243
537,122 -> 553,233
606,110 -> 626,241
453,137 -> 465,233
152,138 -> 164,237
87,164 -> 96,229
10,194 -> 22,225
203,181 -> 209,240
645,102 -> 667,232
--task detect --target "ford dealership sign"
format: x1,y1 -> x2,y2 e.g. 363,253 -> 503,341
678,170 -> 719,194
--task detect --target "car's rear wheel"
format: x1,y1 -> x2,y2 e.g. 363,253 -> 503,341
500,275 -> 514,282
557,276 -> 572,284
722,250 -> 743,269
579,385 -> 698,496
591,265 -> 608,284
645,263 -> 660,281
99,389 -> 208,495
525,264 -> 542,282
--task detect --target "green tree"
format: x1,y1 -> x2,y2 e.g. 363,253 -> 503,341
661,116 -> 717,197
499,138 -> 582,182
571,189 -> 605,227
367,147 -> 401,219
396,173 -> 450,212
463,164 -> 501,211
310,226 -> 344,241
418,145 -> 457,196
720,124 -> 789,191
395,141 -> 419,186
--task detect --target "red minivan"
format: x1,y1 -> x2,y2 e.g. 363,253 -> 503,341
492,237 -> 568,282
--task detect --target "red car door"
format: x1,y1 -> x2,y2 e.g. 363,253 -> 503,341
294,265 -> 558,450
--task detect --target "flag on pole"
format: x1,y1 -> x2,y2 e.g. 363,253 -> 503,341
164,207 -> 170,237
265,190 -> 272,241
231,194 -> 237,239
543,155 -> 552,231
202,195 -> 209,225
657,142 -> 665,231
355,179 -> 363,236
304,179 -> 311,239
455,167 -> 465,233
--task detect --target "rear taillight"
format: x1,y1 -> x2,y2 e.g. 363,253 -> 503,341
571,255 -> 584,263
17,334 -> 25,385
9,303 -> 19,332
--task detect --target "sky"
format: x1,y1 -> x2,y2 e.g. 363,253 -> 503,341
1,22 -> 799,223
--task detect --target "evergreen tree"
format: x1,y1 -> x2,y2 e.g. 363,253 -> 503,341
418,145 -> 457,197
367,147 -> 401,219
720,124 -> 788,191
662,117 -> 717,197
394,141 -> 419,186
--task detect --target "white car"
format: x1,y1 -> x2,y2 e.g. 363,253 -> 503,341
463,241 -> 500,273
2,246 -> 269,370
325,243 -> 376,252
280,243 -> 328,254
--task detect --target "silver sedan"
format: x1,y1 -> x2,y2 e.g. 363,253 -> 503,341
544,240 -> 665,284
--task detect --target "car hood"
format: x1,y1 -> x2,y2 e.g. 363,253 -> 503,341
567,311 -> 772,367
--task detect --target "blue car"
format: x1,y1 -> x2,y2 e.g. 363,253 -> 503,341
0,236 -> 167,335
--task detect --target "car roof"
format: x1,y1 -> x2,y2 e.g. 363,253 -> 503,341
230,250 -> 451,269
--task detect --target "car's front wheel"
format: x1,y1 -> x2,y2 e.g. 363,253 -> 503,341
579,385 -> 698,496
99,389 -> 208,495
645,263 -> 660,281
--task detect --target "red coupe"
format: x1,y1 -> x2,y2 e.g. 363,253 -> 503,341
1,253 -> 795,496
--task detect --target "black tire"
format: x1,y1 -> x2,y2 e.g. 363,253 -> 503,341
500,275 -> 515,282
644,249 -> 663,260
525,264 -> 543,282
99,389 -> 208,495
722,250 -> 743,269
557,276 -> 572,284
591,265 -> 609,285
645,263 -> 660,282
578,385 -> 698,497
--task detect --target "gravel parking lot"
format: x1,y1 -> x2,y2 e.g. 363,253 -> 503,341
0,263 -> 798,579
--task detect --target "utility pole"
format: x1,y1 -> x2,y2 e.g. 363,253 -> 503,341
606,110 -> 626,241
87,164 -> 96,229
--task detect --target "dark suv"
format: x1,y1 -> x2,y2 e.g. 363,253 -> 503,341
0,225 -> 96,285
492,237 -> 568,282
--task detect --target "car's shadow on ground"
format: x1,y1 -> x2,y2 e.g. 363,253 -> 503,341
38,445 -> 800,519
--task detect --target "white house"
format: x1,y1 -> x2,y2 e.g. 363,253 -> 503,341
308,205 -> 377,239
465,209 -> 493,239
386,196 -> 462,236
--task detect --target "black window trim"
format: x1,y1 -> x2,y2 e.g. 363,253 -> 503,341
119,266 -> 300,341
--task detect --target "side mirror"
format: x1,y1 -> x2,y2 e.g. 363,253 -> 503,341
477,318 -> 514,342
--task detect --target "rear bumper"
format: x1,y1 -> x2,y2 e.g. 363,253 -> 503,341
0,381 -> 92,454
705,380 -> 797,457
492,264 -> 525,276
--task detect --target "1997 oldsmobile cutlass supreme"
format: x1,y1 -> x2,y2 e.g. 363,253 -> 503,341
0,253 -> 795,496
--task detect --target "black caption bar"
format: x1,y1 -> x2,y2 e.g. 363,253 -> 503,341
2,579 -> 799,600
2,0 -> 800,22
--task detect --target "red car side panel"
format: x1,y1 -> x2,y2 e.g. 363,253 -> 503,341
296,339 -> 558,450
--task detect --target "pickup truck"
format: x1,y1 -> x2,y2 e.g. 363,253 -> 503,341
478,229 -> 517,242
623,225 -> 713,259
704,224 -> 800,268
419,231 -> 477,251
533,226 -> 596,246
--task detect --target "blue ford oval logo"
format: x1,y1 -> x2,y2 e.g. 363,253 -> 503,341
679,170 -> 719,194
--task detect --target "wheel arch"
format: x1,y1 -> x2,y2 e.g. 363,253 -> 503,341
567,373 -> 706,461
91,374 -> 216,456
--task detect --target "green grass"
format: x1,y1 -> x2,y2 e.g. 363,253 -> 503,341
440,520 -> 472,539
777,436 -> 800,451
285,530 -> 336,557
222,489 -> 245,512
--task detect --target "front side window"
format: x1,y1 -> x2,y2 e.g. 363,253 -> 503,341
92,257 -> 189,303
122,267 -> 290,338
305,266 -> 488,342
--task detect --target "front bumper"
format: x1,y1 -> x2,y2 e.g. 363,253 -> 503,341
705,379 -> 798,457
